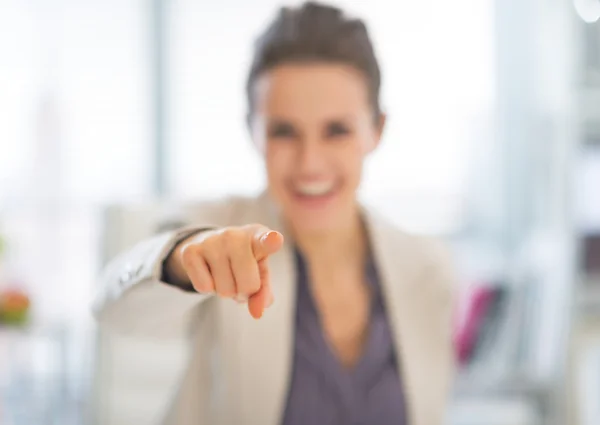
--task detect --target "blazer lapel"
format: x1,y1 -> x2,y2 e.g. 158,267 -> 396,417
364,207 -> 433,425
234,196 -> 445,425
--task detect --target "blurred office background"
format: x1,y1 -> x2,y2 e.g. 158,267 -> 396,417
0,0 -> 598,424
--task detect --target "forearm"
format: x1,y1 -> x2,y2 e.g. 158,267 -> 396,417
93,227 -> 213,338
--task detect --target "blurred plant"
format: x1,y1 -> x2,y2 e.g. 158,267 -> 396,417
0,287 -> 31,326
0,235 -> 31,326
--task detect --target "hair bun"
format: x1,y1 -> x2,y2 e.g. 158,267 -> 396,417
246,1 -> 382,118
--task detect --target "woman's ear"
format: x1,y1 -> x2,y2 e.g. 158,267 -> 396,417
375,112 -> 387,144
247,112 -> 266,154
366,112 -> 386,154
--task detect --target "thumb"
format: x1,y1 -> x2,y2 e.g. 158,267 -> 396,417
251,228 -> 284,261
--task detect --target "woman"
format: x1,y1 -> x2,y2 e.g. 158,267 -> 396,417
94,2 -> 456,425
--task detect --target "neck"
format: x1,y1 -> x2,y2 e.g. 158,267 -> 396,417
291,208 -> 367,269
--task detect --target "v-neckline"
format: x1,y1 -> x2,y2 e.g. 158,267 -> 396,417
235,193 -> 435,425
294,248 -> 382,378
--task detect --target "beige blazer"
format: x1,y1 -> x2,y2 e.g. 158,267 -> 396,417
94,193 -> 456,425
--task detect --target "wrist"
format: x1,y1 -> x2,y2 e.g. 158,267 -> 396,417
164,243 -> 190,286
163,229 -> 213,287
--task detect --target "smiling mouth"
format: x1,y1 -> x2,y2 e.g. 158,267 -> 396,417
289,180 -> 342,206
293,181 -> 336,196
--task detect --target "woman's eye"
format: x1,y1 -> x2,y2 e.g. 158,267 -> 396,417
325,122 -> 350,138
269,122 -> 297,139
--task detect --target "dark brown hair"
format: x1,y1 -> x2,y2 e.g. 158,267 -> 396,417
246,1 -> 382,118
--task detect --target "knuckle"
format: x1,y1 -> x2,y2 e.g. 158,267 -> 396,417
200,237 -> 225,261
222,228 -> 248,251
204,246 -> 225,264
180,244 -> 198,269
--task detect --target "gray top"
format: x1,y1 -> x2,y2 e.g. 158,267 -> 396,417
281,249 -> 408,425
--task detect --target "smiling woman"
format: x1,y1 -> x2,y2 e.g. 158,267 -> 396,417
94,2 -> 458,425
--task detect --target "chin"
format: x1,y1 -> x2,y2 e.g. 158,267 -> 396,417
288,218 -> 340,235
283,198 -> 355,234
270,183 -> 358,231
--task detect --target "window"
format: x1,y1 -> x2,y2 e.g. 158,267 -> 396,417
0,0 -> 151,322
165,0 -> 495,235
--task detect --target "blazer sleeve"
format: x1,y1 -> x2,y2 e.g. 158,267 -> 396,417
92,225 -> 215,339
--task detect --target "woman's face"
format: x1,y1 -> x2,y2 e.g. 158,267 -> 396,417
250,63 -> 384,233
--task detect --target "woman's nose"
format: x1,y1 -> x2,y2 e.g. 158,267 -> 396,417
297,139 -> 326,172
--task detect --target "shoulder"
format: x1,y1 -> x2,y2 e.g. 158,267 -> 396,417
366,208 -> 456,297
398,230 -> 454,289
407,232 -> 454,279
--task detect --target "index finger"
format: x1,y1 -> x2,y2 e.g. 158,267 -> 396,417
250,228 -> 284,261
247,258 -> 273,319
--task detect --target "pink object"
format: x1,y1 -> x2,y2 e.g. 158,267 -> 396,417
453,285 -> 495,366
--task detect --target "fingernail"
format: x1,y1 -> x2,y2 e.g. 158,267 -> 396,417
260,231 -> 275,244
235,294 -> 248,303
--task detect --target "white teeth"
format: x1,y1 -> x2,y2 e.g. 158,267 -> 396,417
296,182 -> 335,196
